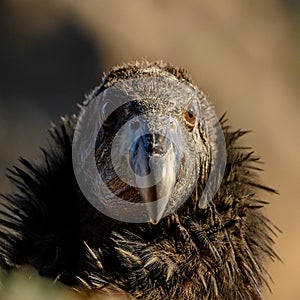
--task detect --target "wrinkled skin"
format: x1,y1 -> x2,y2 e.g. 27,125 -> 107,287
0,61 -> 278,299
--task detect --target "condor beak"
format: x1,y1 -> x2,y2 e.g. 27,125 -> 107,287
131,132 -> 180,224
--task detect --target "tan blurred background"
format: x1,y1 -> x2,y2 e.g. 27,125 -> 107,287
0,0 -> 299,299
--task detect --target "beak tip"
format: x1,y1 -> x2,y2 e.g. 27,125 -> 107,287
149,217 -> 159,225
146,202 -> 164,225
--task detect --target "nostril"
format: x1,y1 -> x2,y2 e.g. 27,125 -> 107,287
135,134 -> 171,156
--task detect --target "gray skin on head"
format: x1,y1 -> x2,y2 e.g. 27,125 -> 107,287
92,73 -> 211,224
0,60 -> 278,300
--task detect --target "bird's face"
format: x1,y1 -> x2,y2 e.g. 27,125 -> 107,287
73,74 -> 217,224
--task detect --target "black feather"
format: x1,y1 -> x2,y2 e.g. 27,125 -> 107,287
0,60 -> 278,299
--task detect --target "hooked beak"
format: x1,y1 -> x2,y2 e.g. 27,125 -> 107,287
131,132 -> 180,224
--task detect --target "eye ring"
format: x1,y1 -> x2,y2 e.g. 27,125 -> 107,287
183,102 -> 197,130
101,101 -> 115,128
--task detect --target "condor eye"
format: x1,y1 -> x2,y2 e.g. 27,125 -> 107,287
101,101 -> 115,127
183,102 -> 197,130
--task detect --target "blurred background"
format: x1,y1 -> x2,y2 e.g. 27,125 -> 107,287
0,0 -> 299,299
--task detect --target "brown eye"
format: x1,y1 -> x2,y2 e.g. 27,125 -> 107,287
183,102 -> 197,130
